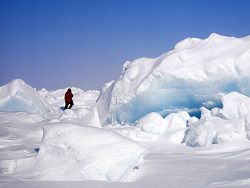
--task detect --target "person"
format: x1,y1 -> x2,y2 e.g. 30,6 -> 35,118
64,88 -> 74,110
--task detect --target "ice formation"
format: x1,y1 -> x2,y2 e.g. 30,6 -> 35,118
184,92 -> 250,147
0,79 -> 52,118
95,33 -> 250,126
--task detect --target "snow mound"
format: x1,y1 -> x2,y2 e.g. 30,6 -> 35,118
95,34 -> 250,126
135,112 -> 167,134
34,123 -> 146,181
0,79 -> 52,118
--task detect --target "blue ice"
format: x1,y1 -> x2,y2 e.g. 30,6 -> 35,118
0,96 -> 37,114
105,77 -> 250,125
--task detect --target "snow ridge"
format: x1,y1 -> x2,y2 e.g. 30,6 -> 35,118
95,33 -> 250,126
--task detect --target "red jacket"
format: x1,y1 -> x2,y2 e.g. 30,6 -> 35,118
65,90 -> 73,103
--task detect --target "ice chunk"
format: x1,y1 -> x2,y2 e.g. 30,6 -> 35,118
187,116 -> 199,126
211,107 -> 224,118
162,111 -> 190,143
200,107 -> 212,119
184,92 -> 250,147
220,92 -> 250,119
184,116 -> 246,147
184,119 -> 217,147
0,79 -> 52,118
33,123 -> 146,181
165,111 -> 190,132
135,112 -> 167,135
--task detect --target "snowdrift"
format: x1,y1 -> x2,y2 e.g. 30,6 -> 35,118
95,33 -> 250,126
0,79 -> 52,118
33,123 -> 146,181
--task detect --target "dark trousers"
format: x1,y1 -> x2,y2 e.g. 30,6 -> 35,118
64,101 -> 74,110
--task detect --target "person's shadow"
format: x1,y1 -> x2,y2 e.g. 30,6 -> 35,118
60,106 -> 65,111
34,148 -> 39,153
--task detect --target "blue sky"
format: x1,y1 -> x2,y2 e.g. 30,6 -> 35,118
1,0 -> 250,90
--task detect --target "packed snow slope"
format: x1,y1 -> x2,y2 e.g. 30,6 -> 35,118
96,33 -> 250,126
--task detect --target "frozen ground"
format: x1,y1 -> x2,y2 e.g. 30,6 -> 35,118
1,34 -> 250,187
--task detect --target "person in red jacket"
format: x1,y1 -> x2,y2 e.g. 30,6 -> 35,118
64,88 -> 74,110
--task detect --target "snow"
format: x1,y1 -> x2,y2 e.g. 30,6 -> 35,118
1,33 -> 250,187
220,91 -> 250,119
165,111 -> 190,131
135,112 -> 167,135
31,123 -> 146,181
184,116 -> 247,147
38,87 -> 99,120
38,87 -> 99,110
160,111 -> 190,144
95,33 -> 250,126
183,91 -> 250,148
184,93 -> 250,147
187,116 -> 199,126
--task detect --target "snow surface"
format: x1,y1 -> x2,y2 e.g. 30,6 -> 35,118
1,33 -> 250,188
